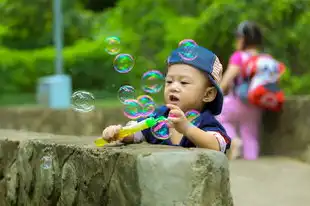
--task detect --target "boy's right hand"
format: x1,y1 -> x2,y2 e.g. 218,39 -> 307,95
102,124 -> 122,142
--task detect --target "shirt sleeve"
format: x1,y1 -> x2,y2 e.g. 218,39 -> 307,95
201,127 -> 231,153
228,51 -> 243,67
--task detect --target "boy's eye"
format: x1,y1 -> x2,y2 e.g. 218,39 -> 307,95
181,81 -> 189,85
166,80 -> 172,84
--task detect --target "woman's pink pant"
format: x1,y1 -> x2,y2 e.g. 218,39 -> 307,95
217,94 -> 262,160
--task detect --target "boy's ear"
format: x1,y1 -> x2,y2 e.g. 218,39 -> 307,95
203,87 -> 217,103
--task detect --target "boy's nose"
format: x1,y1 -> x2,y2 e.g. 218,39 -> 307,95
169,82 -> 181,92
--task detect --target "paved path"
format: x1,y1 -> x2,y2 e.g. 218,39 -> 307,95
230,157 -> 310,206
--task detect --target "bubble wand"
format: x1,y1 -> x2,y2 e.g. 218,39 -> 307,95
94,116 -> 167,147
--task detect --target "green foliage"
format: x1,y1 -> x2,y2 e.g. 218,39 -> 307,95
90,0 -> 310,94
0,0 -> 93,49
280,68 -> 310,95
0,0 -> 310,95
0,39 -> 106,92
0,38 -> 154,94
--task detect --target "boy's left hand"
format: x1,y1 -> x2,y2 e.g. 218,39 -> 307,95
166,104 -> 191,134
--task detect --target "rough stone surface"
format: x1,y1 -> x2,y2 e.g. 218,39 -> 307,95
260,96 -> 310,164
0,129 -> 233,206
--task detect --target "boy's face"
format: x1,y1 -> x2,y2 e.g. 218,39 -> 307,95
164,64 -> 217,112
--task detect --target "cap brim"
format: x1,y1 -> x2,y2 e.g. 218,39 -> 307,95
207,75 -> 224,115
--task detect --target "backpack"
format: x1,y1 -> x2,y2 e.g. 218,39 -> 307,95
235,53 -> 286,112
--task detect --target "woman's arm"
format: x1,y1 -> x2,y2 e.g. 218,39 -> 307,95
220,65 -> 240,94
220,51 -> 243,94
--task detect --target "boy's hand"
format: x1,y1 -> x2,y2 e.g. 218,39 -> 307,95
166,104 -> 192,135
102,124 -> 122,142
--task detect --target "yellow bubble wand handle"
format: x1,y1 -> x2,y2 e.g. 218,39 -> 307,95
94,117 -> 164,147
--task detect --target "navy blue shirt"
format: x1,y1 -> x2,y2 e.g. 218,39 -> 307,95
139,106 -> 231,152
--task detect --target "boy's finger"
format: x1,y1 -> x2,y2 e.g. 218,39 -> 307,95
168,109 -> 182,118
115,124 -> 122,131
106,130 -> 113,139
166,104 -> 181,110
113,125 -> 122,134
112,125 -> 122,139
102,129 -> 111,139
166,119 -> 174,128
168,117 -> 182,124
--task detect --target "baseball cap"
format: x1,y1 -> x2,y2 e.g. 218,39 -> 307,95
167,45 -> 224,115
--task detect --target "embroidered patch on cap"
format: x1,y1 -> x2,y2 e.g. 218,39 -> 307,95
211,56 -> 223,84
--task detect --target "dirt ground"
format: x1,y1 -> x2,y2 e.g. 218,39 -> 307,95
229,157 -> 310,206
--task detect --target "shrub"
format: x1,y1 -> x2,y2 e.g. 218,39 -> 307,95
1,0 -> 310,95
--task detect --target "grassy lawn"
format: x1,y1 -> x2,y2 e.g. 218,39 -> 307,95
0,93 -> 122,108
0,93 -> 37,107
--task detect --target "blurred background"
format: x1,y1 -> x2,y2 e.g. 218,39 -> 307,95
0,0 -> 309,108
1,1 -> 310,205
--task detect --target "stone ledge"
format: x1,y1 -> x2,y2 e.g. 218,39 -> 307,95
0,130 -> 233,206
261,96 -> 310,164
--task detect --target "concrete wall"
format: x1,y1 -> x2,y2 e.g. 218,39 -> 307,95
260,96 -> 310,164
0,96 -> 309,163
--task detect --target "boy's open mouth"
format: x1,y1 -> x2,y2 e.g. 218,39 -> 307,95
169,94 -> 180,102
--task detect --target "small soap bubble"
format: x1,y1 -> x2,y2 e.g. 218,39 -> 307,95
141,70 -> 165,94
41,156 -> 52,169
151,120 -> 170,140
137,95 -> 156,117
137,95 -> 154,105
178,39 -> 197,47
118,85 -> 136,103
178,39 -> 198,61
71,91 -> 95,112
104,36 -> 121,55
113,54 -> 135,73
123,99 -> 143,120
185,110 -> 201,127
142,103 -> 156,117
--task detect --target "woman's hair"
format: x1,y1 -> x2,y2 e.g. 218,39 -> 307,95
236,21 -> 263,49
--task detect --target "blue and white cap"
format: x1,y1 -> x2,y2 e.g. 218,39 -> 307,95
167,45 -> 224,115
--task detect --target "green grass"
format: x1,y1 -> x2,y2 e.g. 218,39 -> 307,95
95,99 -> 122,108
0,93 -> 122,108
0,93 -> 36,107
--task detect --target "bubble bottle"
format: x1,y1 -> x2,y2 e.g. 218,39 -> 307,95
94,116 -> 166,147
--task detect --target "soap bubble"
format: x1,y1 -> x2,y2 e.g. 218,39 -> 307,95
137,95 -> 156,117
113,54 -> 135,73
141,70 -> 165,94
178,39 -> 197,47
137,95 -> 154,105
123,99 -> 143,119
142,103 -> 156,117
118,85 -> 136,103
185,110 -> 201,127
41,156 -> 52,169
151,120 -> 170,140
104,36 -> 121,55
178,39 -> 198,61
71,91 -> 95,112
